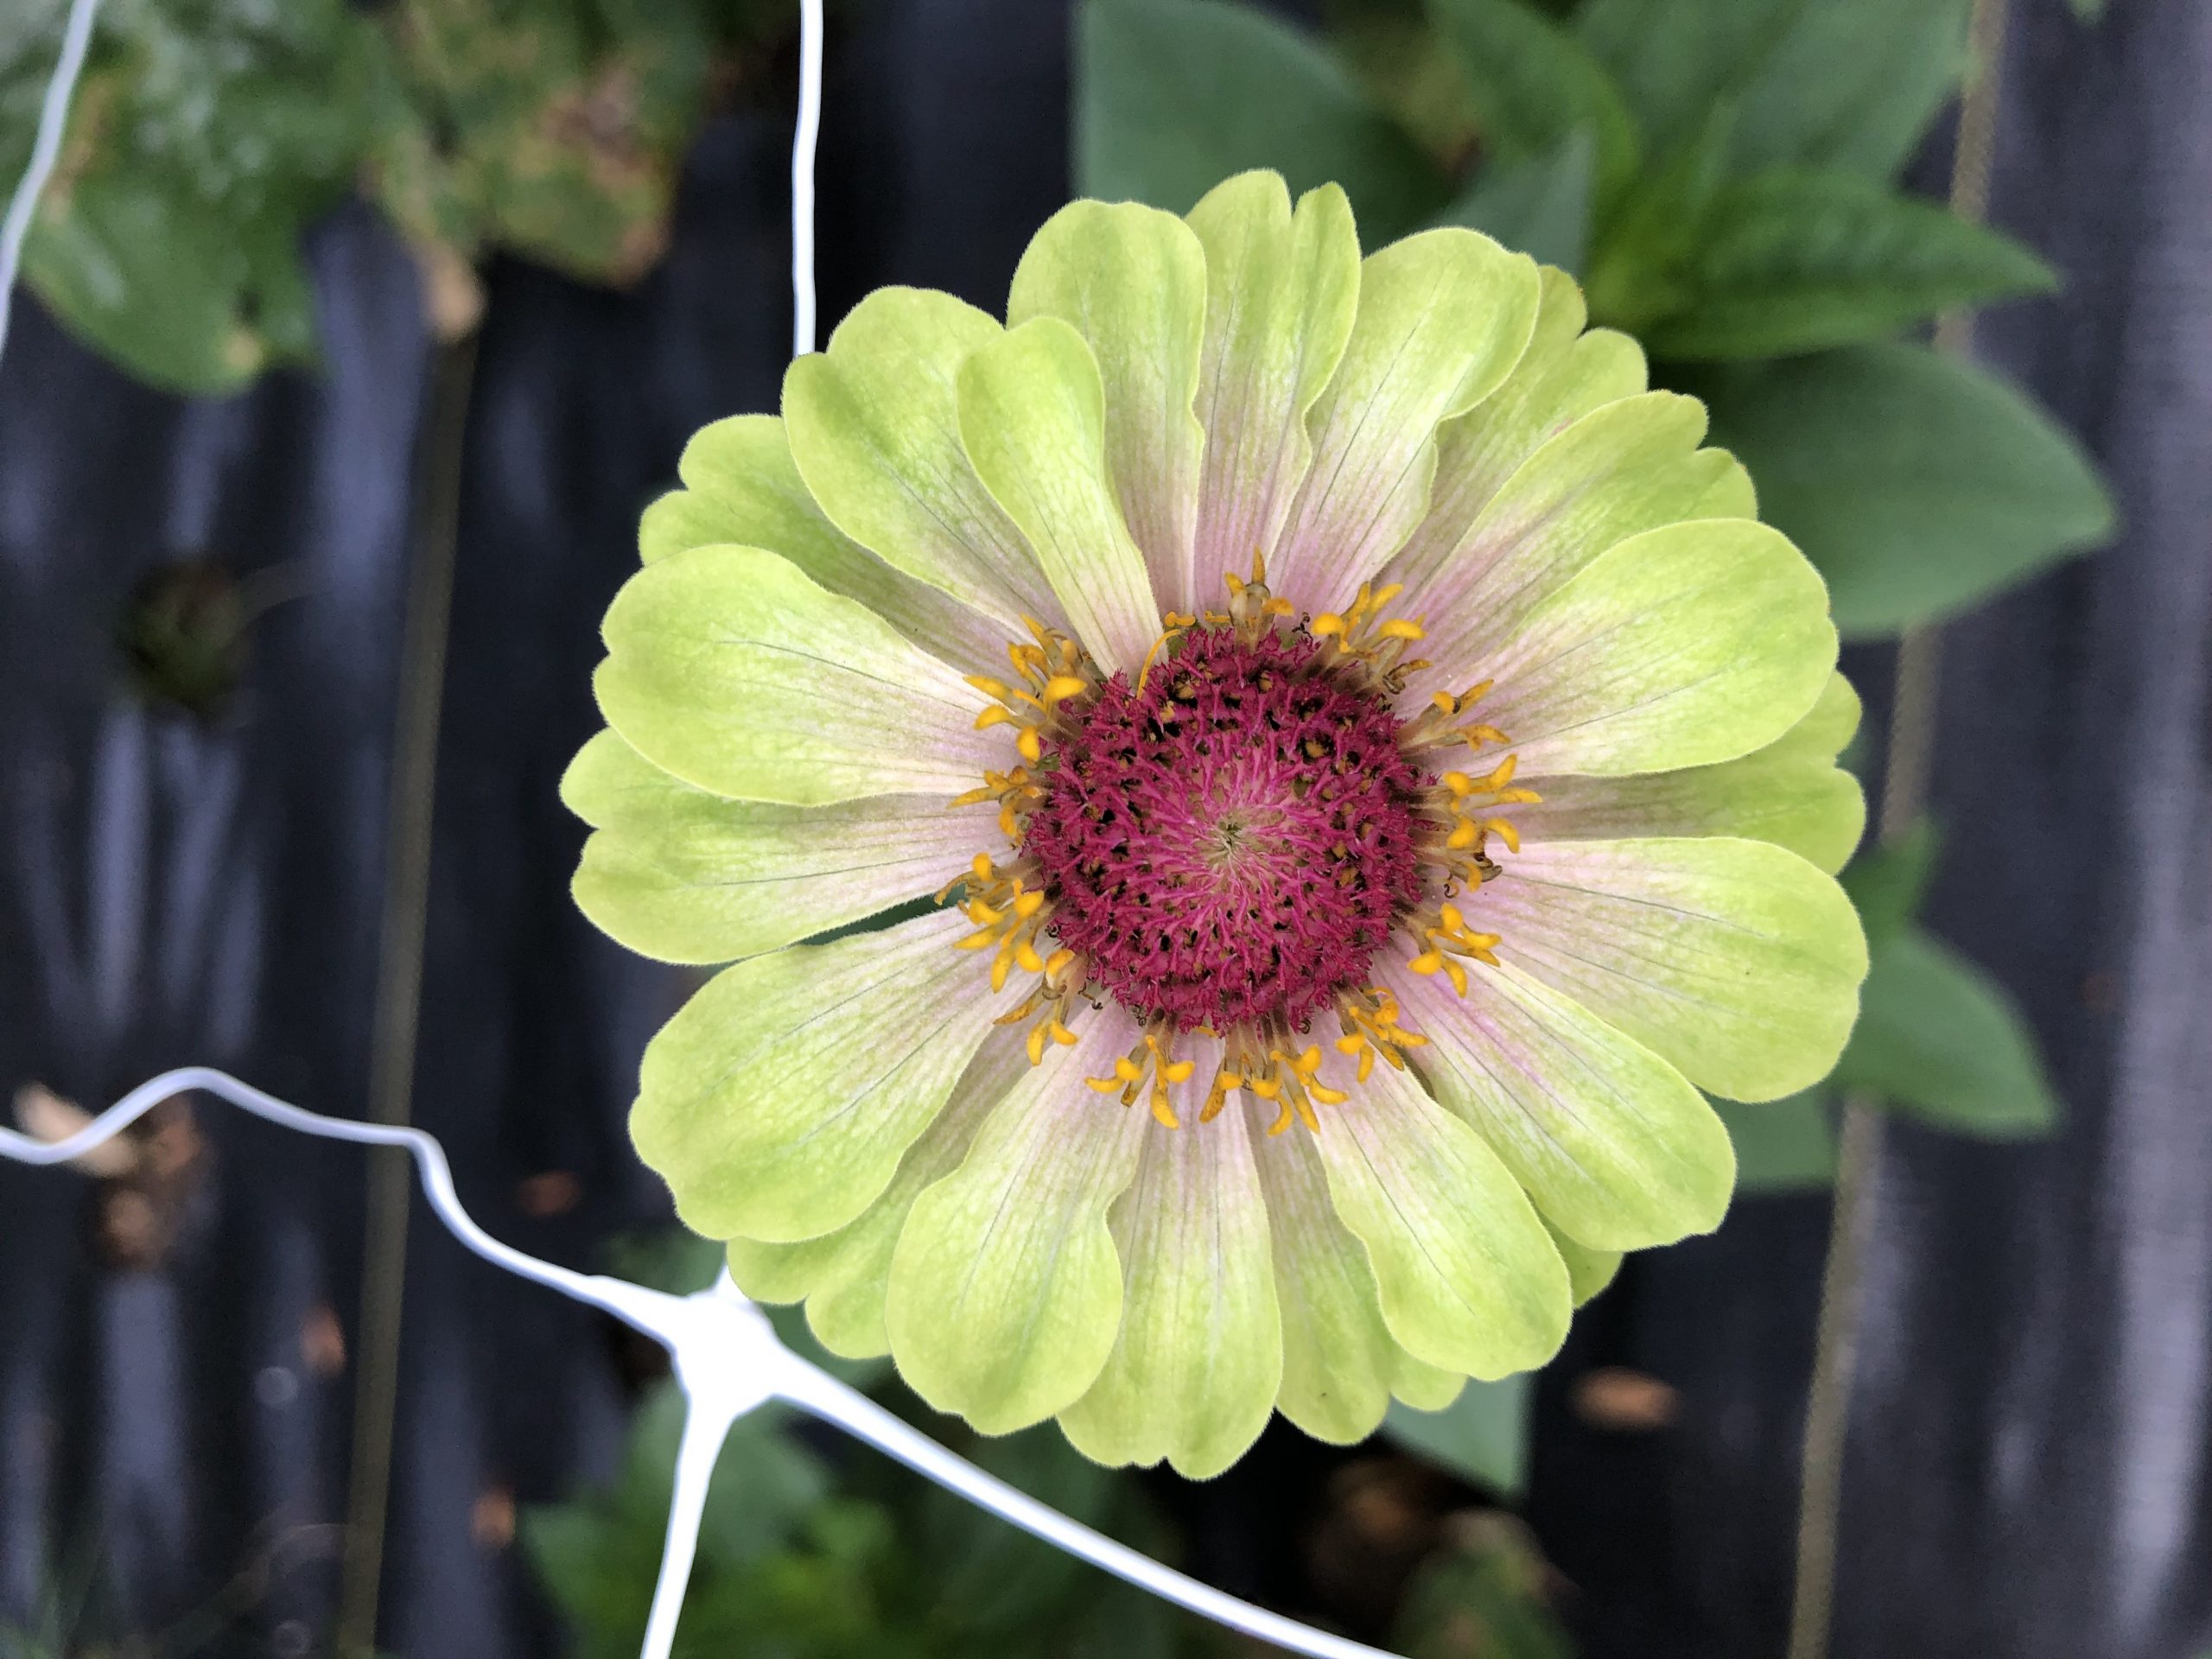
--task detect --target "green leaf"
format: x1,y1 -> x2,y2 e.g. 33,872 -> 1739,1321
521,1382 -> 830,1654
1713,1093 -> 1837,1192
1632,170 -> 2056,360
1575,0 -> 1972,181
1395,1517 -> 1576,1659
1433,131 -> 1595,272
1074,0 -> 1448,240
21,174 -> 285,393
5,0 -> 371,392
1424,0 -> 1640,206
1580,99 -> 1733,329
362,0 -> 716,288
1839,925 -> 2063,1139
1693,343 -> 2117,638
1382,1375 -> 1531,1496
1839,818 -> 1942,946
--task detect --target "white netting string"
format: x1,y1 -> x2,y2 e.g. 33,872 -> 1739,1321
0,0 -> 101,368
0,1069 -> 1400,1659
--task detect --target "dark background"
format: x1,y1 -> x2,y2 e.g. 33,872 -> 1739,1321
2,1 -> 2208,1656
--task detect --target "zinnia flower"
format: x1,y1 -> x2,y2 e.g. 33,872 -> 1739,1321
567,170 -> 1868,1478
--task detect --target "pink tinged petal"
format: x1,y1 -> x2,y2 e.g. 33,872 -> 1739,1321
1476,836 -> 1868,1103
1009,200 -> 1208,616
1474,518 -> 1837,779
957,318 -> 1163,677
1384,958 -> 1734,1252
563,728 -> 995,964
630,908 -> 1000,1244
783,289 -> 1064,633
1386,267 -> 1646,598
1061,1058 -> 1283,1479
1395,392 -> 1755,698
1312,1062 -> 1572,1381
1249,1098 -> 1458,1442
1514,672 -> 1866,876
886,1007 -> 1151,1433
725,1025 -> 1034,1360
1269,229 -> 1542,613
594,543 -> 1007,805
1185,173 -> 1362,607
640,413 -> 1007,675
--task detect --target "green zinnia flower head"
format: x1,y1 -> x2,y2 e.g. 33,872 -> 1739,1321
568,170 -> 1869,1478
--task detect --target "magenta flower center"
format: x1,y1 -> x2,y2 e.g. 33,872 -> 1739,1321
1024,626 -> 1427,1035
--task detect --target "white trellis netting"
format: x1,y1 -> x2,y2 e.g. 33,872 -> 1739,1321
0,5 -> 1408,1656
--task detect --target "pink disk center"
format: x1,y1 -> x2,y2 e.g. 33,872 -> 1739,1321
1024,626 -> 1426,1034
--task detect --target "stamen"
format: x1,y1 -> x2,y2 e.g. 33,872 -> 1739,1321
1307,579 -> 1433,693
1089,1029 -> 1197,1128
1405,901 -> 1502,999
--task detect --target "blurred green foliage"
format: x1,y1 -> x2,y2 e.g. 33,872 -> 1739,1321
1384,1376 -> 1531,1496
532,1233 -> 1223,1659
1394,1515 -> 1575,1659
0,0 -> 800,391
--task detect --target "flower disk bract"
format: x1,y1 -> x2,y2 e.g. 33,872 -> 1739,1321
1027,626 -> 1426,1035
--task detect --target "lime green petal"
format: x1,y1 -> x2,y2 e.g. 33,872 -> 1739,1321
1545,1220 -> 1623,1306
784,289 -> 1061,631
642,414 -> 1007,672
1273,228 -> 1543,613
1246,1100 -> 1457,1441
886,1014 -> 1149,1433
1517,672 -> 1866,874
1484,837 -> 1868,1103
1184,173 -> 1361,605
1060,1086 -> 1282,1479
1396,269 -> 1649,575
594,543 -> 1002,805
631,909 -> 996,1243
1389,960 -> 1734,1252
957,317 -> 1164,677
1402,392 -> 1754,690
1312,1062 -> 1571,1380
1482,518 -> 1837,778
638,487 -> 735,566
1008,200 -> 1207,615
1391,1352 -> 1468,1411
725,1028 -> 1033,1358
562,729 -> 988,965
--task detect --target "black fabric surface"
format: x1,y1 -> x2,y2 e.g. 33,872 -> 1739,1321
1,2 -> 2205,1656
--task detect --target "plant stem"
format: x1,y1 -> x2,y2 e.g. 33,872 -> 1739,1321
335,330 -> 480,1659
1784,0 -> 2012,1653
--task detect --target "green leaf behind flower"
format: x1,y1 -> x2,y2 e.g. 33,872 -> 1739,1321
1840,925 -> 2063,1139
1839,818 -> 1942,947
1713,1093 -> 1838,1192
1423,0 -> 1640,206
1075,0 -> 1448,239
1573,0 -> 1972,181
1432,132 -> 1594,273
1383,1374 -> 1530,1496
1693,343 -> 2117,638
4,0 -> 371,392
1626,170 -> 2056,360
